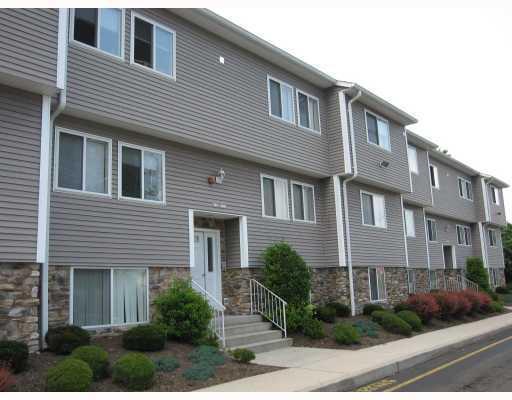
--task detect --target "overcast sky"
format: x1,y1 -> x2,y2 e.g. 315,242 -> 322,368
212,2 -> 512,221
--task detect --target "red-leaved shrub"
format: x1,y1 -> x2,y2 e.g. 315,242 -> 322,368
0,366 -> 15,392
405,293 -> 440,323
432,292 -> 459,319
453,292 -> 471,317
461,290 -> 482,314
476,292 -> 492,313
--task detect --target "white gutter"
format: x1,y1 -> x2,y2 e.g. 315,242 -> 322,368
481,176 -> 490,222
478,222 -> 489,270
341,89 -> 362,316
422,209 -> 431,270
338,90 -> 352,175
400,196 -> 409,268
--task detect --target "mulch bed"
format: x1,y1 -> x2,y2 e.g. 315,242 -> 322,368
291,312 -> 509,350
11,335 -> 280,392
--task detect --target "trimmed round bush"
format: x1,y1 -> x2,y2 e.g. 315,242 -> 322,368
490,301 -> 505,313
316,305 -> 336,323
476,292 -> 493,313
71,345 -> 109,380
155,279 -> 213,343
333,323 -> 360,345
461,290 -> 482,314
112,353 -> 155,390
154,356 -> 180,372
432,292 -> 459,319
363,304 -> 384,316
327,302 -> 351,318
46,358 -> 93,392
122,324 -> 167,352
182,362 -> 215,381
453,292 -> 472,317
188,345 -> 225,366
396,310 -> 422,332
231,348 -> 256,363
371,311 -> 412,336
0,341 -> 29,373
393,302 -> 411,313
303,318 -> 325,339
405,293 -> 440,323
45,325 -> 90,355
496,286 -> 510,294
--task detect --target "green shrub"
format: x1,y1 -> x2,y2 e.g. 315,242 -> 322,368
490,301 -> 505,313
195,333 -> 220,348
70,345 -> 109,380
182,363 -> 215,381
46,358 -> 93,392
0,341 -> 29,373
363,304 -> 384,316
396,310 -> 422,332
352,320 -> 379,338
154,356 -> 180,373
286,304 -> 306,333
122,324 -> 167,352
45,325 -> 91,355
327,302 -> 351,318
155,279 -> 213,343
188,345 -> 225,366
112,353 -> 155,390
466,257 -> 491,293
333,323 -> 360,345
393,303 -> 411,313
371,311 -> 412,336
230,348 -> 256,363
303,318 -> 325,339
316,305 -> 336,323
262,242 -> 311,307
496,286 -> 510,294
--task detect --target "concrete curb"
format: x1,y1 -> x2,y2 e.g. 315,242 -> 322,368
314,324 -> 512,391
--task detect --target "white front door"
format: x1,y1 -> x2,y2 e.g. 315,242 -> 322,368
192,229 -> 222,303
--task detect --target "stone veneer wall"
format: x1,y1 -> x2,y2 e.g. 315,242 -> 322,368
413,269 -> 430,293
222,268 -> 262,315
310,267 -> 350,305
496,268 -> 506,287
0,263 -> 40,352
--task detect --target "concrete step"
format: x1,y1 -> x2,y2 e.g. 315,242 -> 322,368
224,314 -> 263,326
224,321 -> 273,336
235,338 -> 293,354
225,330 -> 282,348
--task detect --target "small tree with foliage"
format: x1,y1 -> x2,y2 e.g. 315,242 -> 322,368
466,257 -> 491,293
262,242 -> 311,307
502,223 -> 512,284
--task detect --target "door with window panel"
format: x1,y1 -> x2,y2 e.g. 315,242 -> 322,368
192,230 -> 222,303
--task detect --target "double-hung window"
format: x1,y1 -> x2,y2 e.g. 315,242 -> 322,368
119,143 -> 165,203
261,175 -> 289,220
429,164 -> 439,189
458,177 -> 473,201
291,182 -> 316,223
407,145 -> 419,174
407,270 -> 416,294
297,90 -> 321,133
490,185 -> 500,205
72,8 -> 123,58
456,225 -> 472,246
267,77 -> 294,123
488,229 -> 498,247
55,128 -> 111,196
361,191 -> 386,228
427,219 -> 437,242
72,268 -> 148,328
404,208 -> 416,237
132,13 -> 176,78
369,267 -> 386,302
365,110 -> 390,151
429,270 -> 438,290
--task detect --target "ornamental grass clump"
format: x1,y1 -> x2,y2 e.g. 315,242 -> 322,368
154,356 -> 180,373
188,345 -> 225,366
230,348 -> 256,364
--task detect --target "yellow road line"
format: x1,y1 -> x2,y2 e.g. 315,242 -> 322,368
355,378 -> 396,392
384,335 -> 512,392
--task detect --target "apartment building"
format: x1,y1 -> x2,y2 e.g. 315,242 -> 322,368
0,8 -> 507,351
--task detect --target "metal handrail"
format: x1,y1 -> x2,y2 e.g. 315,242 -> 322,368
444,274 -> 479,293
249,279 -> 288,337
191,280 -> 226,347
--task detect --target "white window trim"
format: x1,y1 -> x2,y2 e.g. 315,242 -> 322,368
130,12 -> 177,80
490,185 -> 500,205
488,229 -> 498,247
429,270 -> 438,290
407,269 -> 416,294
426,218 -> 438,242
296,89 -> 321,134
260,174 -> 290,221
457,177 -> 473,202
290,180 -> 317,224
118,141 -> 166,205
266,75 -> 296,126
53,127 -> 112,198
69,8 -> 126,61
429,164 -> 440,190
368,267 -> 387,303
360,190 -> 387,229
442,244 -> 457,269
407,144 -> 419,175
69,266 -> 150,329
364,109 -> 391,152
404,208 -> 416,237
456,224 -> 472,247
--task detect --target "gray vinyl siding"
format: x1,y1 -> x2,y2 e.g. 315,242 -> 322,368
65,8 -> 330,177
350,102 -> 411,193
325,88 -> 345,175
473,176 -> 487,222
0,9 -> 58,88
50,115 -> 330,268
427,157 -> 477,222
405,205 -> 429,268
404,145 -> 432,206
485,227 -> 505,269
0,85 -> 42,262
487,185 -> 507,226
345,181 -> 407,267
319,176 -> 341,267
224,218 -> 240,268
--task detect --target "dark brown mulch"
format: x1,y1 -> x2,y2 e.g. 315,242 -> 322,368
11,335 -> 280,392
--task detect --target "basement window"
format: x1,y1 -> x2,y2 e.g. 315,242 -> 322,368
369,267 -> 386,302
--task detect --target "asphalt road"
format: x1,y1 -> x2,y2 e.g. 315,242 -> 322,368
354,327 -> 512,392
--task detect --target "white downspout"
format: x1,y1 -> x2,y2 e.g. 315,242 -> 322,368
341,89 -> 362,316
